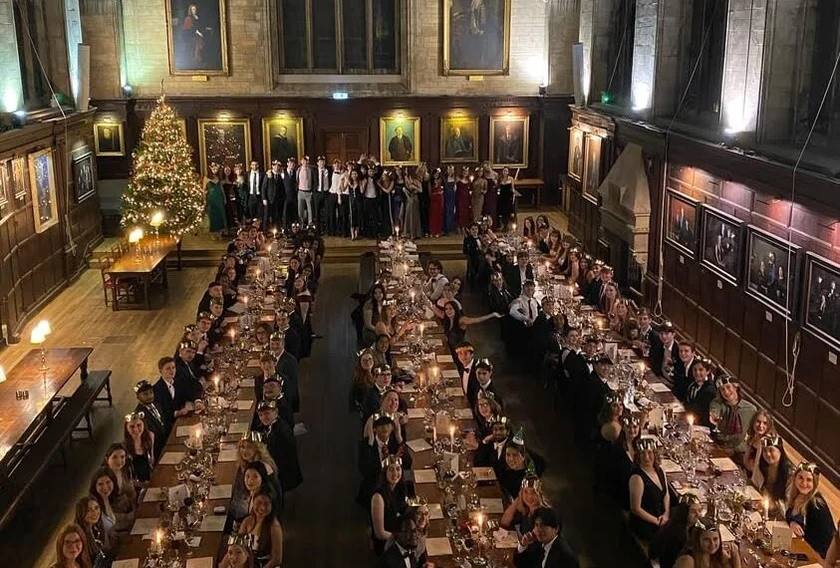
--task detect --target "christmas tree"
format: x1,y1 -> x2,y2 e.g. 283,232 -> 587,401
121,96 -> 205,235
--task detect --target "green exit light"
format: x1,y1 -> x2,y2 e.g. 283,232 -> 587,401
601,92 -> 614,105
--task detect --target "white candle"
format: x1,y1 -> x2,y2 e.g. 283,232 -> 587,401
433,426 -> 437,443
686,414 -> 695,428
450,426 -> 455,451
477,513 -> 484,531
213,376 -> 220,392
395,226 -> 400,237
193,425 -> 202,446
419,323 -> 424,339
763,498 -> 769,520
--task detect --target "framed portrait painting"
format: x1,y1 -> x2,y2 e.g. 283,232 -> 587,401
0,160 -> 9,207
197,119 -> 252,177
11,156 -> 27,199
803,253 -> 840,350
73,152 -> 96,203
94,122 -> 125,156
745,225 -> 800,319
28,149 -> 59,233
664,191 -> 699,257
165,0 -> 228,75
489,116 -> 529,168
443,0 -> 511,75
568,127 -> 583,181
581,134 -> 601,202
262,116 -> 304,167
440,116 -> 478,163
700,206 -> 744,284
379,117 -> 421,166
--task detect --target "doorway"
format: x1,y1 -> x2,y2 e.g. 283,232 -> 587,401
322,130 -> 366,164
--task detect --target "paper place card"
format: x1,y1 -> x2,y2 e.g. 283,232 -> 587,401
666,401 -> 685,413
649,382 -> 671,393
111,560 -> 139,568
441,369 -> 459,379
494,529 -> 520,549
413,469 -> 437,484
719,523 -> 736,543
217,449 -> 238,462
228,422 -> 248,434
199,515 -> 226,532
436,354 -> 454,364
175,425 -> 194,438
187,536 -> 202,548
473,467 -> 497,482
428,503 -> 444,520
223,317 -> 239,326
209,484 -> 233,500
240,378 -> 255,388
407,407 -> 426,419
407,438 -> 432,453
186,558 -> 214,568
737,484 -> 763,501
228,303 -> 247,314
426,537 -> 453,557
659,459 -> 683,474
454,408 -> 473,420
400,384 -> 418,393
130,518 -> 160,536
394,359 -> 412,370
247,359 -> 260,368
158,452 -> 184,465
711,457 -> 739,472
480,498 -> 504,514
445,387 -> 463,398
142,488 -> 166,502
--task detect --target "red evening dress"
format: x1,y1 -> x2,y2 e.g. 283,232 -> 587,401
456,180 -> 472,229
429,181 -> 444,236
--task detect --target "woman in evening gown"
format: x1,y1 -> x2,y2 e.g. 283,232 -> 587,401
456,166 -> 472,229
206,163 -> 227,236
402,169 -> 423,239
428,169 -> 444,237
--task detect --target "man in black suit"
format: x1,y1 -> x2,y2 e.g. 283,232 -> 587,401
584,264 -> 612,306
684,358 -> 716,425
463,223 -> 484,291
487,271 -> 514,343
153,356 -> 198,432
649,321 -> 679,381
260,374 -> 295,429
267,332 -> 300,413
312,156 -> 331,233
362,366 -> 395,420
514,508 -> 579,568
454,342 -> 477,396
280,157 -> 298,229
274,311 -> 301,360
246,160 -> 263,220
357,415 -> 412,507
636,308 -> 660,352
579,352 -> 614,442
378,515 -> 428,568
672,340 -> 698,402
133,380 -> 167,458
174,340 -> 206,398
467,358 -> 503,409
196,281 -> 227,316
504,251 -> 535,297
261,161 -> 281,228
473,416 -> 511,472
256,400 -> 303,494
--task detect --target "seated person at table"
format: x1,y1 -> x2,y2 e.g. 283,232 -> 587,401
504,250 -> 534,297
597,393 -> 623,443
255,400 -> 303,495
709,375 -> 756,454
468,390 -> 504,445
51,523 -> 94,568
683,358 -> 716,426
153,356 -> 201,429
274,311 -> 301,361
635,308 -> 660,351
133,380 -> 167,458
174,340 -> 206,395
743,409 -> 776,482
474,415 -> 512,472
375,300 -> 412,341
673,517 -> 740,568
284,256 -> 302,296
230,433 -> 283,520
382,504 -> 430,568
255,373 -> 294,430
607,299 -> 633,337
219,535 -> 256,568
650,321 -> 679,381
433,281 -> 463,312
580,353 -> 615,442
498,433 -> 547,500
825,524 -> 840,568
196,310 -> 216,346
501,474 -> 552,535
454,341 -> 477,395
89,467 -> 127,534
370,456 -> 410,556
123,411 -> 155,483
197,281 -> 232,316
650,494 -> 702,568
254,323 -> 271,350
362,366 -> 397,420
238,488 -> 284,568
103,443 -> 138,523
786,462 -> 836,558
74,496 -> 115,567
363,389 -> 408,442
350,348 -> 376,413
206,299 -> 226,346
267,331 -> 300,413
361,284 -> 386,347
467,358 -> 503,409
237,461 -> 284,523
372,334 -> 393,370
672,341 -> 699,402
358,415 -> 412,508
583,264 -> 611,306
513,507 -> 579,568
216,254 -> 243,283
423,259 -> 449,302
628,437 -> 670,541
757,435 -> 792,516
596,413 -> 642,508
431,299 -> 501,350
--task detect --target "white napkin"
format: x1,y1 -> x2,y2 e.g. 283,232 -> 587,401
407,407 -> 426,419
441,369 -> 460,379
209,484 -> 232,499
649,383 -> 671,393
407,439 -> 432,453
473,466 -> 497,481
426,537 -> 453,556
659,459 -> 683,474
158,452 -> 184,465
711,457 -> 739,471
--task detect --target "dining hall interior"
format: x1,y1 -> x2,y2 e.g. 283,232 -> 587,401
2,0 -> 840,567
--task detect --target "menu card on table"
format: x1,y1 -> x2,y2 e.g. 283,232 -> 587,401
649,382 -> 671,393
710,457 -> 739,471
407,438 -> 432,453
445,387 -> 463,398
185,558 -> 214,568
480,498 -> 504,514
228,422 -> 248,435
441,369 -> 459,379
436,354 -> 454,364
199,515 -> 227,532
158,452 -> 185,465
240,377 -> 255,388
407,407 -> 426,419
130,518 -> 160,536
217,448 -> 238,462
453,408 -> 473,420
659,459 -> 683,474
111,560 -> 139,568
209,484 -> 233,500
473,467 -> 497,482
426,537 -> 453,557
427,503 -> 444,520
413,469 -> 437,484
494,529 -> 520,549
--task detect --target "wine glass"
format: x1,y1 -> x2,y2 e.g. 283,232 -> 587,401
709,408 -> 722,434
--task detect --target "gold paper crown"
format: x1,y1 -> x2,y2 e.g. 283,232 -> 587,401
241,430 -> 263,443
227,533 -> 256,550
796,462 -> 820,475
406,495 -> 428,508
633,436 -> 659,452
622,414 -> 641,427
382,455 -> 403,468
761,435 -> 782,448
678,493 -> 700,506
694,517 -> 717,532
715,374 -> 738,388
124,411 -> 145,422
475,358 -> 493,371
521,474 -> 541,489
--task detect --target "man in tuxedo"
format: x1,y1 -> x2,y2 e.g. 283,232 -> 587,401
467,358 -> 503,409
536,225 -> 551,255
260,373 -> 294,429
423,259 -> 449,302
153,356 -> 198,430
261,160 -> 281,227
268,332 -> 300,413
508,280 -> 541,351
280,157 -> 298,229
357,415 -> 411,507
488,271 -> 514,313
133,380 -> 167,458
274,312 -> 301,360
312,156 -> 331,233
636,308 -> 659,350
174,340 -> 206,398
579,353 -> 615,441
584,264 -> 612,306
684,358 -> 716,425
454,342 -> 477,396
672,340 -> 698,402
462,223 -> 484,291
514,508 -> 579,568
362,365 -> 395,419
379,516 -> 429,568
196,281 -> 228,316
650,321 -> 679,381
474,416 -> 511,472
246,161 -> 263,220
504,251 -> 535,297
256,400 -> 303,493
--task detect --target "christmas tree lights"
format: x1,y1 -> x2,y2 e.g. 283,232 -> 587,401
121,96 -> 205,235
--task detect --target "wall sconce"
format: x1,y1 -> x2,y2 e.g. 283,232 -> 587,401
394,111 -> 405,120
122,84 -> 133,98
217,112 -> 231,121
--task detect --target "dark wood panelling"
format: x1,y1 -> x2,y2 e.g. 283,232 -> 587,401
739,344 -> 758,391
794,385 -> 819,443
755,355 -> 776,407
815,403 -> 840,466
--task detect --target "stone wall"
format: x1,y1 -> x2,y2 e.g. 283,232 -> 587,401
0,0 -> 23,112
721,0 -> 767,135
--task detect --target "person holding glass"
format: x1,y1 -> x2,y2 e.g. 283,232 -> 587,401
708,375 -> 756,454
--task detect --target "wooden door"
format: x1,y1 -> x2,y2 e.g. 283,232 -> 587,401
322,130 -> 365,164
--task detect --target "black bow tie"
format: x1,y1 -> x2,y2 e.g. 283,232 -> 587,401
402,551 -> 413,559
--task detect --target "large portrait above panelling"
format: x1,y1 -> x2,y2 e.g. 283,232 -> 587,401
166,0 -> 228,75
442,0 -> 511,75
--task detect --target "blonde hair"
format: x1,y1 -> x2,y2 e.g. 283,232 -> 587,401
237,439 -> 278,473
786,467 -> 826,516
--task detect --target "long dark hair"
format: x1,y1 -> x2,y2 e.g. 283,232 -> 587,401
250,487 -> 278,555
123,419 -> 154,462
74,496 -> 106,562
366,284 -> 386,322
441,301 -> 463,334
758,442 -> 792,503
89,466 -> 119,509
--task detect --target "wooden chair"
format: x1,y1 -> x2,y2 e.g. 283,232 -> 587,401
100,258 -> 139,308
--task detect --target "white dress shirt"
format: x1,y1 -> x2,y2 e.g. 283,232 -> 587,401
316,168 -> 330,192
424,274 -> 449,301
249,171 -> 260,195
330,172 -> 343,194
509,295 -> 538,323
461,361 -> 473,394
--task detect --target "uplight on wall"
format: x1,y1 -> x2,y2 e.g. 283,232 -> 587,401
332,92 -> 348,100
632,83 -> 651,112
3,87 -> 20,113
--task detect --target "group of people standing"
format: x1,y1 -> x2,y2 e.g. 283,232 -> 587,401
204,155 -> 521,241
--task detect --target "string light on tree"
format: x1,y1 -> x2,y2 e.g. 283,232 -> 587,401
121,96 -> 205,236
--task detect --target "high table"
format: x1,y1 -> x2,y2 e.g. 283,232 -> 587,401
106,235 -> 181,311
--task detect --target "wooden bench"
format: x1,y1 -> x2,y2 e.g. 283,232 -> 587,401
0,370 -> 113,529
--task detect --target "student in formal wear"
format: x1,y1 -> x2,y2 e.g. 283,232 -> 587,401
454,341 -> 477,396
628,437 -> 670,541
742,409 -> 776,482
261,161 -> 281,228
466,358 -> 503,409
673,517 -> 741,568
370,456 -> 410,556
51,524 -> 93,568
597,393 -> 624,443
362,366 -> 397,420
267,332 -> 300,413
466,391 -> 504,448
672,341 -> 698,401
463,223 -> 484,290
363,284 -> 386,346
825,525 -> 840,567
474,416 -> 512,472
635,308 -> 660,354
580,353 -> 615,442
133,380 -> 167,459
423,260 -> 449,302
513,507 -> 579,568
786,462 -> 836,558
153,356 -> 199,435
88,467 -> 123,535
709,375 -> 756,454
650,494 -> 702,568
598,414 -> 641,510
123,413 -> 155,484
757,435 -> 792,516
255,400 -> 303,495
358,415 -> 411,510
431,299 -> 501,350
272,312 -> 301,361
376,300 -> 413,342
74,497 -> 114,568
238,488 -> 284,568
219,535 -> 256,568
362,389 -> 408,444
174,340 -> 205,398
230,434 -> 283,521
504,251 -> 534,297
246,161 -> 264,222
501,474 -> 552,536
372,334 -> 393,370
103,443 -> 137,527
379,514 -> 428,568
499,436 -> 547,500
279,157 -> 298,229
683,358 -> 716,426
650,321 -> 679,381
312,156 -> 331,232
508,280 -> 541,351
351,348 -> 376,414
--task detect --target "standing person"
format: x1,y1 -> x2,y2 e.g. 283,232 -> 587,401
481,161 -> 498,224
234,164 -> 248,226
206,163 -> 227,237
336,163 -> 351,237
327,159 -> 343,236
392,166 -> 406,232
443,164 -> 458,234
497,166 -> 517,231
402,168 -> 423,240
456,166 -> 472,229
222,165 -> 238,229
296,155 -> 314,226
348,168 -> 362,240
377,170 -> 396,235
418,162 -> 431,237
361,165 -> 380,239
428,168 -> 444,237
261,161 -> 281,229
471,166 -> 487,223
313,156 -> 331,233
246,161 -> 263,222
280,157 -> 298,229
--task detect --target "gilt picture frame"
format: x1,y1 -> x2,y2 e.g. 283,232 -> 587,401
262,116 -> 304,168
442,0 -> 512,76
28,148 -> 59,233
489,116 -> 529,169
197,118 -> 252,177
165,0 -> 229,75
440,115 -> 479,163
380,116 -> 421,166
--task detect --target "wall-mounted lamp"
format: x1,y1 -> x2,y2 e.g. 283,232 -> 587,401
217,112 -> 231,121
122,84 -> 133,98
538,84 -> 547,97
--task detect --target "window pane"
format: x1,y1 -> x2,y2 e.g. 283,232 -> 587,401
680,0 -> 726,122
312,0 -> 337,69
372,0 -> 397,71
281,0 -> 307,69
342,0 -> 368,70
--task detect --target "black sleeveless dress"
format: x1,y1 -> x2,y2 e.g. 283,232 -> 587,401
498,181 -> 514,226
629,465 -> 667,540
370,483 -> 408,555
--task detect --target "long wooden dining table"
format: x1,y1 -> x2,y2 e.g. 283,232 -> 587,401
106,235 -> 181,311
